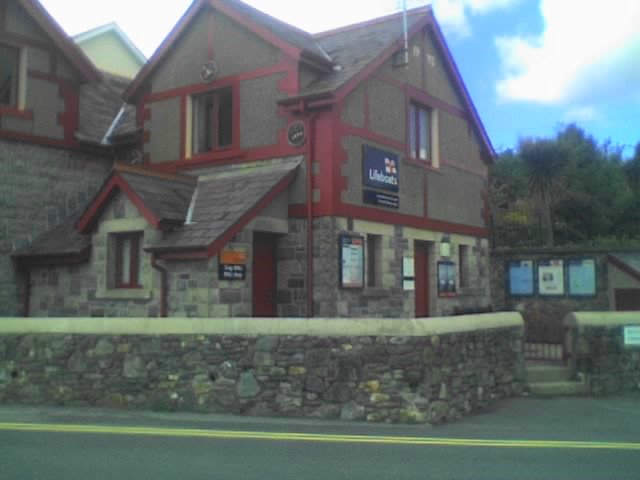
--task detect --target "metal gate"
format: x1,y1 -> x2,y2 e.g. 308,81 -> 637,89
524,315 -> 566,363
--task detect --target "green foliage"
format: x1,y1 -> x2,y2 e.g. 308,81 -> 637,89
491,124 -> 640,248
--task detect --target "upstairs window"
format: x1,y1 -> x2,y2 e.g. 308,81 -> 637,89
113,232 -> 143,289
0,44 -> 19,107
192,87 -> 233,155
408,103 -> 431,162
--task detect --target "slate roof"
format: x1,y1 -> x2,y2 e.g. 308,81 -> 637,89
76,72 -> 133,145
12,217 -> 90,260
119,171 -> 196,224
301,8 -> 430,97
610,253 -> 640,280
149,156 -> 302,252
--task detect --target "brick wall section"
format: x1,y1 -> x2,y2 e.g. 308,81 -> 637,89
0,140 -> 111,316
0,327 -> 524,424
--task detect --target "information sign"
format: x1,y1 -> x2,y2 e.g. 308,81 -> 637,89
568,258 -> 596,296
538,259 -> 565,296
340,235 -> 364,288
508,260 -> 534,296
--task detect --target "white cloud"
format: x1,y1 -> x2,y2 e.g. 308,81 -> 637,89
430,0 -> 519,37
563,106 -> 598,123
496,0 -> 640,104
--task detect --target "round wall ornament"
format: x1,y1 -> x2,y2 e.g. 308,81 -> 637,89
287,120 -> 306,147
201,61 -> 219,83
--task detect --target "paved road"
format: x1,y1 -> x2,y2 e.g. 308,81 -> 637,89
1,394 -> 639,480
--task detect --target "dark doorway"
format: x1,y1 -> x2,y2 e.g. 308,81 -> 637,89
252,232 -> 278,317
414,241 -> 430,318
615,289 -> 640,311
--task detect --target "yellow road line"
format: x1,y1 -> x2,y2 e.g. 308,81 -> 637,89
0,422 -> 639,450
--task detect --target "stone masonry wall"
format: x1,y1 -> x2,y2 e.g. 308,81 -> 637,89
0,326 -> 523,424
572,325 -> 640,395
0,140 -> 112,316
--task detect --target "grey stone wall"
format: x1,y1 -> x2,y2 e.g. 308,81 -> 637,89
572,325 -> 640,395
0,140 -> 111,316
0,326 -> 524,424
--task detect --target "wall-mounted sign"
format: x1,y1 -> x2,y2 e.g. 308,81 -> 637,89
568,258 -> 596,296
362,145 -> 399,193
403,257 -> 415,291
508,260 -> 534,296
340,235 -> 364,288
287,120 -> 306,147
624,326 -> 640,346
538,259 -> 565,296
218,248 -> 247,281
438,261 -> 457,297
363,190 -> 399,209
201,61 -> 219,83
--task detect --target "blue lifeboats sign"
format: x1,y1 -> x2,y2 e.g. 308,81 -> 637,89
362,145 -> 399,193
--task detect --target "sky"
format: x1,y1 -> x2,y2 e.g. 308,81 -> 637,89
39,0 -> 640,157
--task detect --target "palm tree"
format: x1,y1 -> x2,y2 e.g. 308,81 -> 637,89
519,139 -> 568,246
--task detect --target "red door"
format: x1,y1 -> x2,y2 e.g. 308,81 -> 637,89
414,242 -> 430,318
615,289 -> 640,310
253,233 -> 277,317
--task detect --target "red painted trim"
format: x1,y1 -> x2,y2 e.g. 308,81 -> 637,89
180,95 -> 187,159
144,67 -> 284,104
210,0 -> 303,62
0,107 -> 33,119
441,158 -> 487,179
288,204 -> 489,238
76,175 -> 162,233
341,124 -> 405,152
405,83 -> 466,119
608,255 -> 640,283
206,170 -> 297,257
404,155 -> 442,173
143,131 -> 151,144
277,55 -> 299,96
18,0 -> 100,82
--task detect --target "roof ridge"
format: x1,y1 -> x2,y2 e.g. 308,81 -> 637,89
312,5 -> 431,39
114,163 -> 197,184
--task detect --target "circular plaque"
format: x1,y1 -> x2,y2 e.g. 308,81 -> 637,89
287,120 -> 306,147
201,61 -> 218,83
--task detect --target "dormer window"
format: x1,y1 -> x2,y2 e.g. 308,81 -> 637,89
191,87 -> 233,155
0,44 -> 20,107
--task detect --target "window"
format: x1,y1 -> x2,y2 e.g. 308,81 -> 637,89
367,234 -> 383,287
113,232 -> 143,289
0,44 -> 19,106
409,103 -> 431,162
192,87 -> 233,155
459,245 -> 470,289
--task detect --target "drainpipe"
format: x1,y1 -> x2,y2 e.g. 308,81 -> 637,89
306,114 -> 316,318
151,254 -> 168,318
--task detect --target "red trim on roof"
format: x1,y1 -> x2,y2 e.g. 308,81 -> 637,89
76,174 -> 162,233
125,0 -> 323,102
18,0 -> 100,82
206,169 -> 297,257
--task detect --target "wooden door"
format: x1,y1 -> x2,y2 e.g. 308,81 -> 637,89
252,233 -> 277,317
615,289 -> 640,311
414,242 -> 430,318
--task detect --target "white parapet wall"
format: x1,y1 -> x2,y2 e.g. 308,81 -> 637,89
0,312 -> 523,337
564,312 -> 640,329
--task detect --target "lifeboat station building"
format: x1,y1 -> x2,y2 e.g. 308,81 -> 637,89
11,0 -> 495,319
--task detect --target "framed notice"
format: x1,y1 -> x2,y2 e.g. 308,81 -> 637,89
437,261 -> 457,297
624,326 -> 640,346
340,235 -> 364,288
538,259 -> 565,296
568,258 -> 596,297
508,260 -> 534,296
403,257 -> 415,291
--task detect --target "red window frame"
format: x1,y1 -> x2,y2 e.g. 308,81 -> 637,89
408,102 -> 431,163
114,232 -> 143,289
192,87 -> 233,155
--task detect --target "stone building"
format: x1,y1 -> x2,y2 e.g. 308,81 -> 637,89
0,0 -> 143,316
12,0 -> 495,319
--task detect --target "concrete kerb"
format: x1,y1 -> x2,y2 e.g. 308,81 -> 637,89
0,312 -> 523,337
